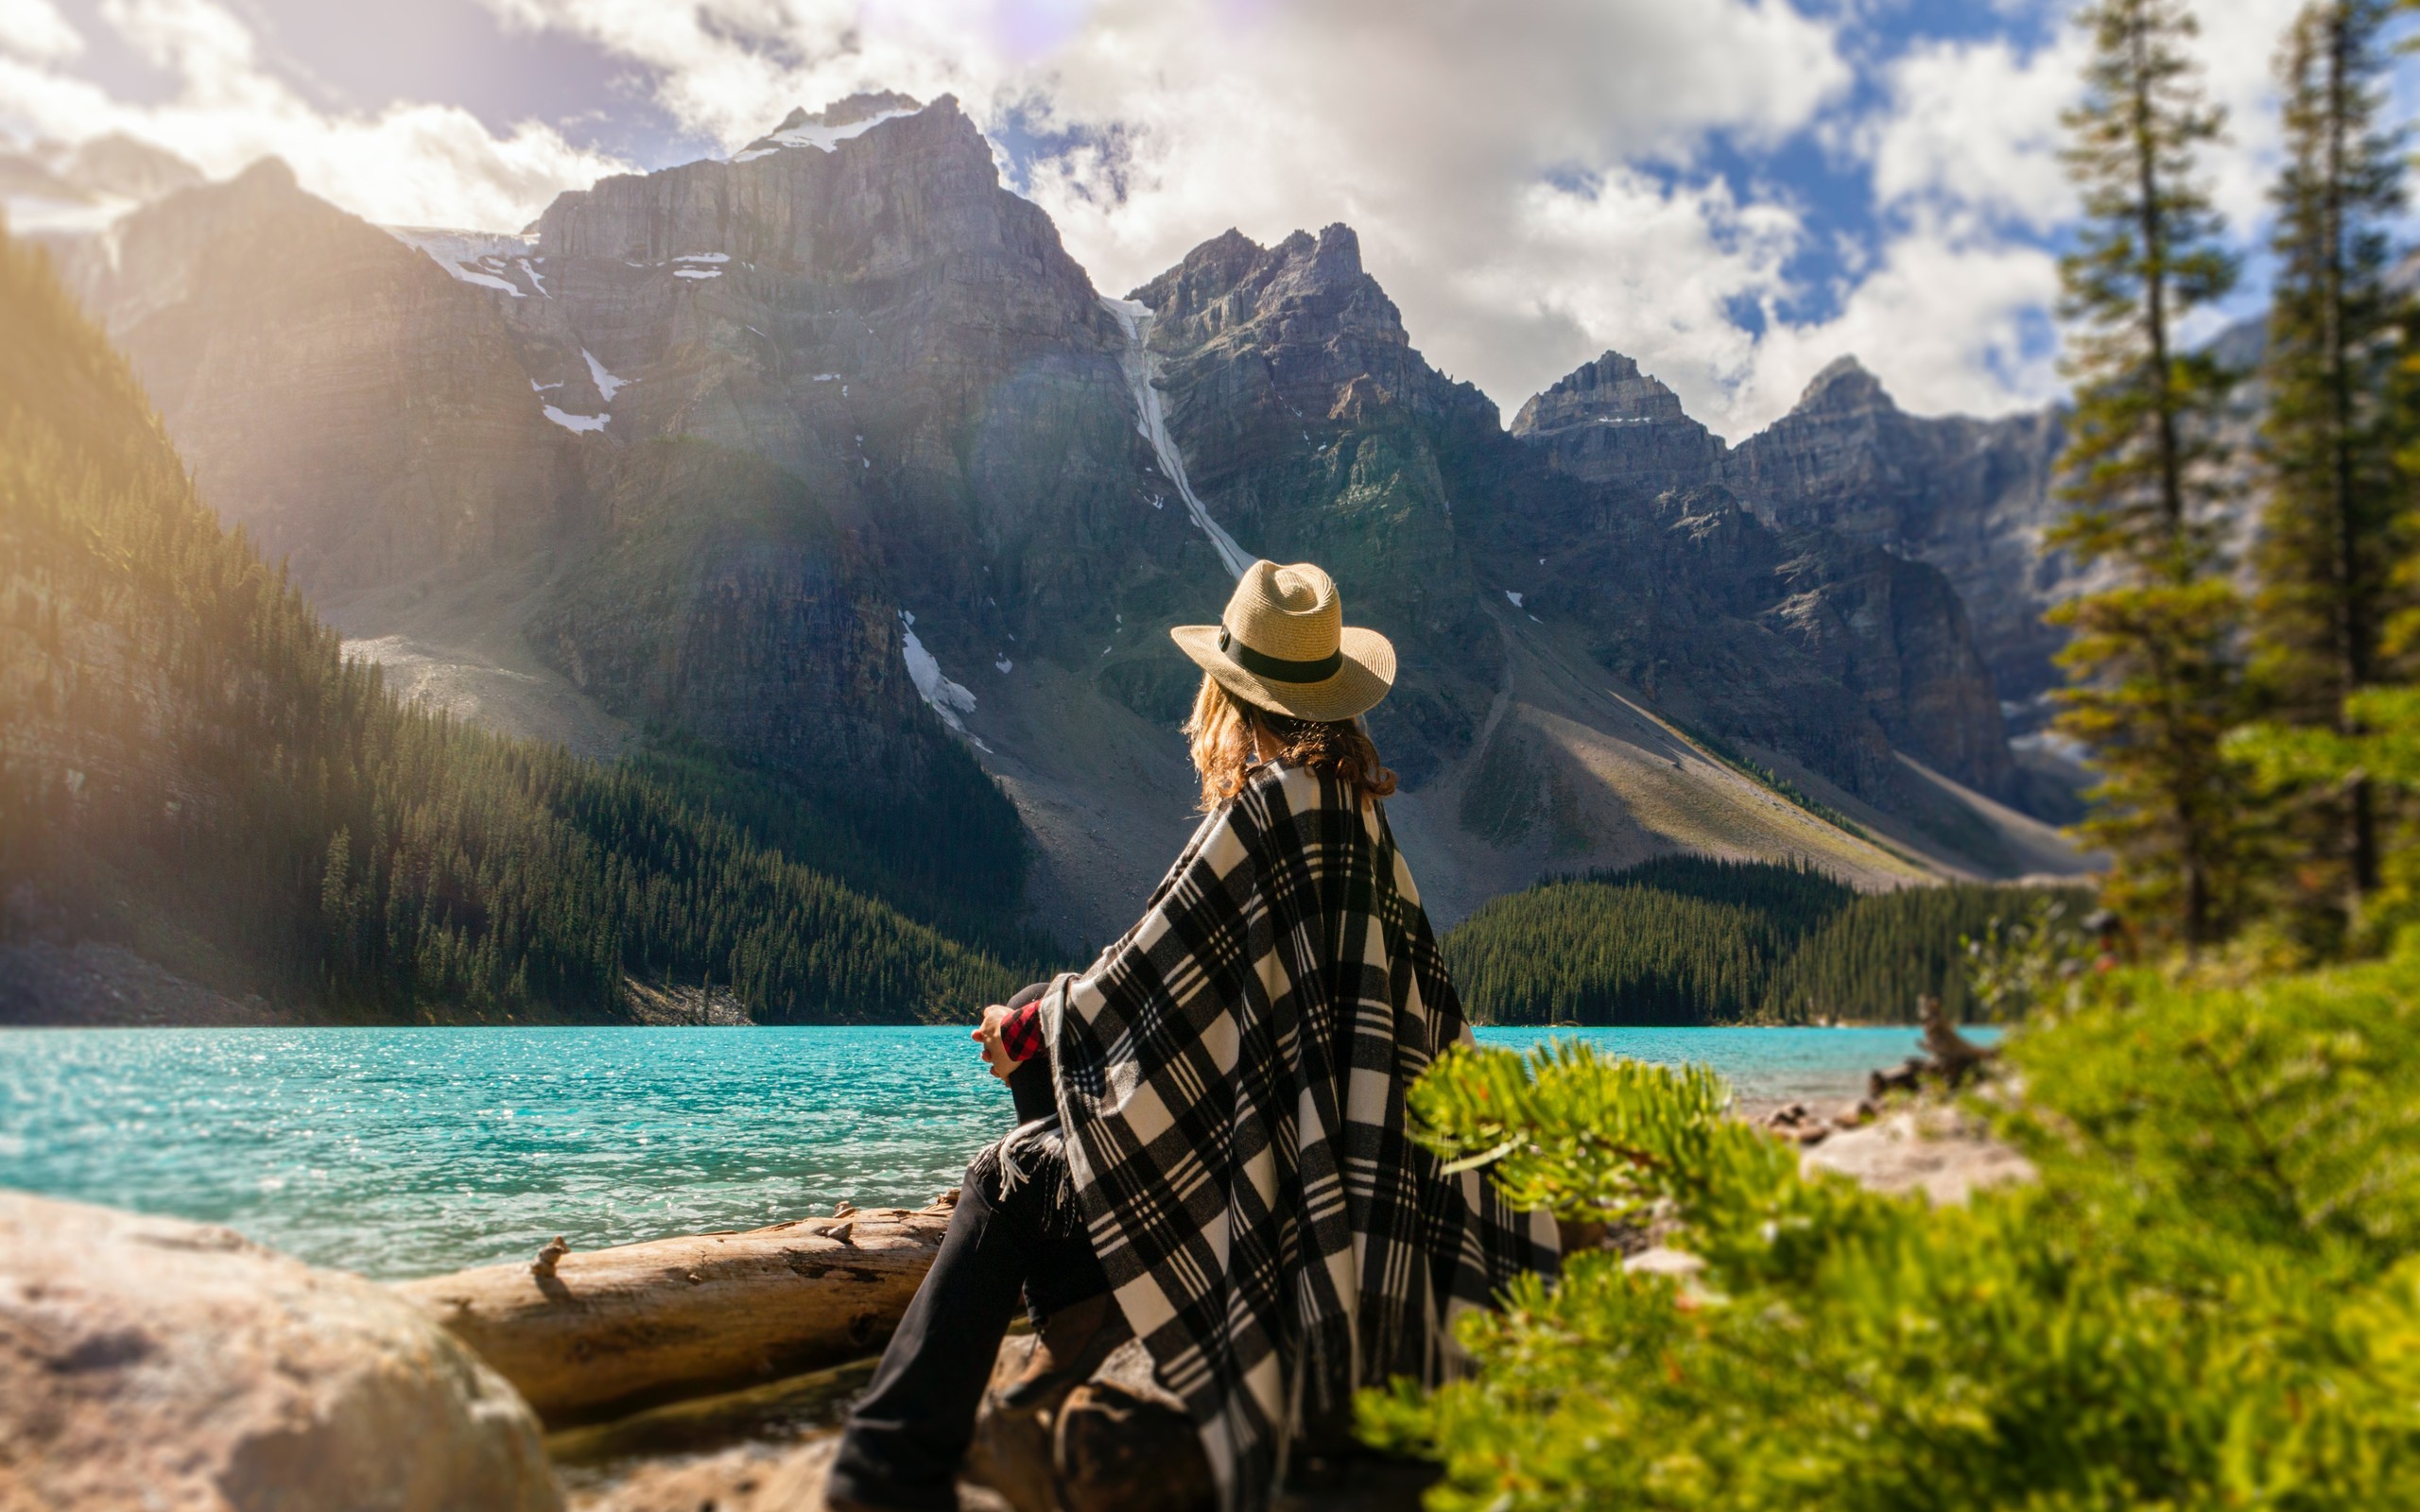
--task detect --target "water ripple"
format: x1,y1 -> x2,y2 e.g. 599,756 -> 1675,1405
0,1024 -> 1945,1280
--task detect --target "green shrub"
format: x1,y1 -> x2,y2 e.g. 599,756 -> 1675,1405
1369,948 -> 2420,1507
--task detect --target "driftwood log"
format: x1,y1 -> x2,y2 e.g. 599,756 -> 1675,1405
393,1202 -> 955,1425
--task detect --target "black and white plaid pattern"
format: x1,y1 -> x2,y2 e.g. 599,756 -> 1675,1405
1040,762 -> 1560,1511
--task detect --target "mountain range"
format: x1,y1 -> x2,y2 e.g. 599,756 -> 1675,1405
33,93 -> 2093,949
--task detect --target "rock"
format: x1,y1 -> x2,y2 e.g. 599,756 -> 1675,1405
969,1334 -> 1211,1512
0,938 -> 288,1026
562,1436 -> 842,1512
1723,355 -> 2075,716
0,1190 -> 558,1512
1803,1108 -> 2036,1205
1509,351 -> 1726,502
562,1432 -> 1022,1512
394,1204 -> 954,1425
1622,1246 -> 1709,1280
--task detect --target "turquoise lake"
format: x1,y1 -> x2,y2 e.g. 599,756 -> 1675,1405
0,1025 -> 1961,1280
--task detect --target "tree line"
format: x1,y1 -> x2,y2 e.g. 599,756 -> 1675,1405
1442,856 -> 2081,1025
0,230 -> 1022,1022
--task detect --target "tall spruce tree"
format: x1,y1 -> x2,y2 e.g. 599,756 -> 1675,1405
2254,0 -> 2409,942
2050,0 -> 2249,947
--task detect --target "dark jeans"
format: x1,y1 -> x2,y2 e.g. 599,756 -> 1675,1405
830,1057 -> 1108,1510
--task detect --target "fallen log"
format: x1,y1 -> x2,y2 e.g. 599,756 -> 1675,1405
393,1201 -> 955,1426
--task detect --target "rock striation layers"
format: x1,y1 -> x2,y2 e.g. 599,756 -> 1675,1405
1510,350 -> 1725,501
1724,356 -> 2073,709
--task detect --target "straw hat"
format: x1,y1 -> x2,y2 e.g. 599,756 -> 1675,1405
1169,560 -> 1396,722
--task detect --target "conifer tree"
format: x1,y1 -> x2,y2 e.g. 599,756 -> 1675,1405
2254,0 -> 2409,941
2049,0 -> 2249,947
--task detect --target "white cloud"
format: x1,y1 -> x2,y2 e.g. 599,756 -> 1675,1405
0,0 -> 627,228
1738,212 -> 2065,425
2193,0 -> 2307,229
1864,27 -> 2084,233
2,0 -> 2387,438
0,0 -> 83,64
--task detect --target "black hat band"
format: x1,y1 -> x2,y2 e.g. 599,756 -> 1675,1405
1219,625 -> 1344,683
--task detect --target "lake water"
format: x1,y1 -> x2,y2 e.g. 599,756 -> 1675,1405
0,1024 -> 1956,1280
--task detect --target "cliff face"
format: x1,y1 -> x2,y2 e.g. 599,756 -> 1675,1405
1722,356 -> 2075,706
1510,350 -> 2066,800
68,160 -> 580,593
1509,351 -> 1726,501
1127,225 -> 1506,784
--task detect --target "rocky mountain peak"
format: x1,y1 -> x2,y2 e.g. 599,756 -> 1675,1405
60,133 -> 202,201
767,90 -> 925,134
1792,354 -> 1894,417
1132,221 -> 1408,355
231,156 -> 302,196
1510,349 -> 1726,499
728,91 -> 940,163
1511,350 -> 1693,435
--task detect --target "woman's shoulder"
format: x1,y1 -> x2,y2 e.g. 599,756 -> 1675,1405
1239,758 -> 1376,818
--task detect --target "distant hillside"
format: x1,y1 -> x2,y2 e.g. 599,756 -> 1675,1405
1443,856 -> 2083,1025
0,229 -> 1020,1024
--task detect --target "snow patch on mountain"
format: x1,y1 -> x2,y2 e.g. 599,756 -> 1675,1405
581,350 -> 628,403
543,406 -> 609,434
731,101 -> 923,163
899,611 -> 978,737
383,227 -> 541,298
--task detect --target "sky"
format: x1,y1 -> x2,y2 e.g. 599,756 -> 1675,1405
0,0 -> 2408,438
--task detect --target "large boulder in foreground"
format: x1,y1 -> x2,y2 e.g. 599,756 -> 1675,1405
0,1191 -> 558,1512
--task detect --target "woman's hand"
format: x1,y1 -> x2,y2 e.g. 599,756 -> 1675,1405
972,1004 -> 1017,1081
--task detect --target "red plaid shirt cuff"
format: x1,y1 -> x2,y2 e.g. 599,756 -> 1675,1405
999,1000 -> 1046,1062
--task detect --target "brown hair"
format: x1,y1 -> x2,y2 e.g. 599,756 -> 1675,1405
1183,673 -> 1398,813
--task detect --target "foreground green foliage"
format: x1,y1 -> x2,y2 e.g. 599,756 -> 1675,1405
1443,857 -> 2077,1024
0,231 -> 1018,1021
1371,947 -> 2420,1507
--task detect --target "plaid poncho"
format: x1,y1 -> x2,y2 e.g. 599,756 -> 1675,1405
1037,760 -> 1560,1511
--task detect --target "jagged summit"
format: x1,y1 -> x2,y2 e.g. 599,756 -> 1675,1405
733,92 -> 929,162
1511,350 -> 1693,435
1133,222 -> 1410,352
1792,354 -> 1893,415
1510,348 -> 1726,498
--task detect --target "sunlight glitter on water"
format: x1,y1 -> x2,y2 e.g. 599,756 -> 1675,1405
0,1024 -> 1960,1280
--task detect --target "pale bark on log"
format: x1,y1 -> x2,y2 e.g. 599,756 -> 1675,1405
392,1205 -> 953,1425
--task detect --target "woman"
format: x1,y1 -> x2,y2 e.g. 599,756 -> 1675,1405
829,560 -> 1558,1512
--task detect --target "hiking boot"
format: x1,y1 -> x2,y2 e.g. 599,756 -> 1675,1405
999,1293 -> 1128,1409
